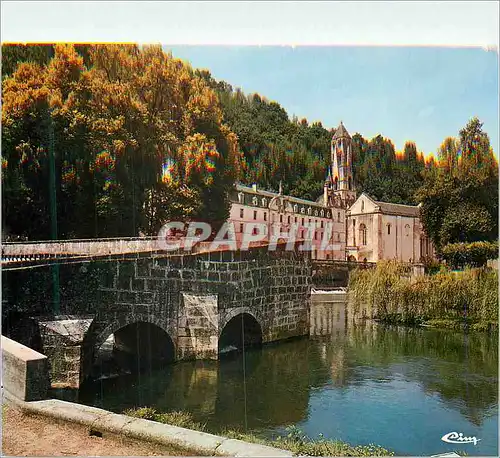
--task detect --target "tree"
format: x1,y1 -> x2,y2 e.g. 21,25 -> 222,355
416,118 -> 498,252
2,44 -> 242,239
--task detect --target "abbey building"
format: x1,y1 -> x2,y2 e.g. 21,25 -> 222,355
229,122 -> 434,262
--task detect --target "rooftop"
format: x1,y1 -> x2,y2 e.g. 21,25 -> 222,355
235,184 -> 327,208
373,199 -> 421,217
332,121 -> 351,140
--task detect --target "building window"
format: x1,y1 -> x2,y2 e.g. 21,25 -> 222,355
337,212 -> 341,222
359,224 -> 367,246
294,204 -> 298,213
264,212 -> 267,221
405,224 -> 410,236
280,215 -> 283,223
302,218 -> 305,225
361,200 -> 364,212
252,196 -> 258,206
238,192 -> 244,204
321,221 -> 324,229
295,216 -> 298,223
262,198 -> 267,207
240,223 -> 244,233
337,233 -> 340,241
252,227 -> 258,235
254,210 -> 257,220
240,208 -> 244,218
288,216 -> 291,224
320,209 -> 324,217
387,224 -> 391,235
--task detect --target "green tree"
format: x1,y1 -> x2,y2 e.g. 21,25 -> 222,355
416,117 -> 498,252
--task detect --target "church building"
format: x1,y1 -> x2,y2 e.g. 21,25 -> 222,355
228,122 -> 435,262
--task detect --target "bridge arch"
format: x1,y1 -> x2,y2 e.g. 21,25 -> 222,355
218,308 -> 263,353
82,314 -> 176,382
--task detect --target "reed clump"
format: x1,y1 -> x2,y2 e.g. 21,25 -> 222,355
348,261 -> 498,330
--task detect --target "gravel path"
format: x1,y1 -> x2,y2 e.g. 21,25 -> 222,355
2,404 -> 199,456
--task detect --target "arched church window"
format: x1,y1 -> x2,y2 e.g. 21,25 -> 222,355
405,224 -> 410,236
361,200 -> 364,212
359,224 -> 367,246
387,223 -> 391,235
420,236 -> 426,258
337,212 -> 341,222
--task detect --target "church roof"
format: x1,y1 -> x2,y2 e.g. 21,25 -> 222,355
332,121 -> 351,140
351,193 -> 421,217
235,184 -> 329,208
374,200 -> 421,217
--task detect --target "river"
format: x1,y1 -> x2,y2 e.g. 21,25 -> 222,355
79,302 -> 498,456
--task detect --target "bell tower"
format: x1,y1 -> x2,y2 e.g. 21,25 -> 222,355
325,121 -> 356,208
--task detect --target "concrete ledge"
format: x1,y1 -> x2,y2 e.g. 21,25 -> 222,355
1,335 -> 49,401
4,392 -> 292,457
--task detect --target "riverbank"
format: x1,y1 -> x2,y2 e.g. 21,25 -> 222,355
124,407 -> 394,457
348,261 -> 498,331
1,404 -> 195,456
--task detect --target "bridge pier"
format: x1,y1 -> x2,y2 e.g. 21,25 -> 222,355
177,292 -> 219,360
37,317 -> 93,389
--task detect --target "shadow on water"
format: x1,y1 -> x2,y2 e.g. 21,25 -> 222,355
77,302 -> 498,456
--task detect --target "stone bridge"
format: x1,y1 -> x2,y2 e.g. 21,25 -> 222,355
2,245 -> 312,389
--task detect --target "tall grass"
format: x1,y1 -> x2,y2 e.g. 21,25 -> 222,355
124,407 -> 394,456
348,261 -> 498,330
123,407 -> 205,431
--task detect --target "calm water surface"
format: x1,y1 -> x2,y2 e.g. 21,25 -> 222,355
80,304 -> 498,456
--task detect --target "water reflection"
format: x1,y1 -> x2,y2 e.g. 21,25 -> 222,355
80,301 -> 498,456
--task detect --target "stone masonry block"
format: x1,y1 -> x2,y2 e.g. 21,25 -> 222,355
2,335 -> 49,401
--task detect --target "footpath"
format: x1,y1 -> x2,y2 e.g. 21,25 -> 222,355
2,404 -> 195,456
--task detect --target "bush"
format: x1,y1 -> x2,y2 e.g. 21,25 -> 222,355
421,256 -> 446,275
441,241 -> 498,269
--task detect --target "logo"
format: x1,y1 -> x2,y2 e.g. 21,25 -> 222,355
441,432 -> 481,446
157,221 -> 342,253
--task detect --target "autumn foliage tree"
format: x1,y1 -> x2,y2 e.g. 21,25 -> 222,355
2,44 -> 242,239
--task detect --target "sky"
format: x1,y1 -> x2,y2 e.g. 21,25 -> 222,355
165,46 -> 499,159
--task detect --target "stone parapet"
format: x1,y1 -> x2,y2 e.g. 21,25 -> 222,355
1,335 -> 49,401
